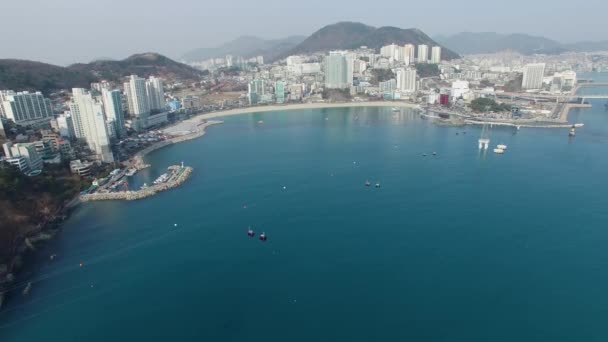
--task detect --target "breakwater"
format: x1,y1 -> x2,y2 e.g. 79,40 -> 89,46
81,166 -> 193,202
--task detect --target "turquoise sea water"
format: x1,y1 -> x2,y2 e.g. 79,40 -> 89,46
2,76 -> 608,341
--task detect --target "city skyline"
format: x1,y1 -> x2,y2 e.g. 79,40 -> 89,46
1,0 -> 606,65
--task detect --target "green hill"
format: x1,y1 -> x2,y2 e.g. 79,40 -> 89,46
283,22 -> 459,60
0,53 -> 204,94
0,59 -> 96,94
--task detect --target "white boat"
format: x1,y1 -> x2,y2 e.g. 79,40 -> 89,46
153,173 -> 169,185
497,144 -> 508,150
392,107 -> 399,112
494,148 -> 505,154
574,123 -> 584,128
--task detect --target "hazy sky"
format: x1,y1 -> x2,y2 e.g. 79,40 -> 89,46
1,0 -> 606,65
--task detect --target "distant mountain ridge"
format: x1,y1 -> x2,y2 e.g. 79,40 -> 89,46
435,32 -> 608,55
181,36 -> 307,62
0,53 -> 204,94
283,22 -> 460,60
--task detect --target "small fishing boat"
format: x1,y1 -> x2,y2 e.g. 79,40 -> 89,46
23,282 -> 32,296
259,232 -> 267,242
365,180 -> 371,187
247,227 -> 255,237
375,182 -> 381,188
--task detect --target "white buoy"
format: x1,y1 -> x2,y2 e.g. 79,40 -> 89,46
283,186 -> 287,190
174,223 -> 178,227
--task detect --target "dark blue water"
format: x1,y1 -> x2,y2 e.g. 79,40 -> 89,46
2,76 -> 608,341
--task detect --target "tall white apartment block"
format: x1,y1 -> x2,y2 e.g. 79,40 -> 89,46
70,88 -> 114,163
324,51 -> 354,89
396,68 -> 417,93
404,44 -> 416,65
124,75 -> 150,118
417,45 -> 429,63
146,76 -> 165,112
522,63 -> 546,90
102,89 -> 126,138
430,46 -> 442,64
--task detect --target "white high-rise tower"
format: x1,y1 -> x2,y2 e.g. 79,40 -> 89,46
124,75 -> 150,118
102,89 -> 126,138
417,44 -> 429,63
146,76 -> 165,112
70,88 -> 114,163
430,46 -> 442,64
324,51 -> 354,89
396,68 -> 417,93
522,63 -> 546,90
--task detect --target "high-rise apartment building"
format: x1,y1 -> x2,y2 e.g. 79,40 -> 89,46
124,75 -> 150,118
380,44 -> 399,61
70,89 -> 114,163
396,68 -> 417,93
0,90 -> 53,125
146,76 -> 165,112
522,63 -> 546,90
102,89 -> 126,138
248,79 -> 266,105
430,46 -> 442,64
275,81 -> 286,104
324,51 -> 354,89
417,45 -> 429,63
404,44 -> 416,65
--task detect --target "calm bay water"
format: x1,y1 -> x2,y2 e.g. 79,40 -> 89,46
2,76 -> 608,341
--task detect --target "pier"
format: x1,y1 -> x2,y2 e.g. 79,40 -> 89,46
80,165 -> 193,202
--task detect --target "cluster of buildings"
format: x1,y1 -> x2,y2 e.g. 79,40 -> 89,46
3,40 -> 602,174
1,74 -> 170,173
240,44 -> 444,105
188,55 -> 264,71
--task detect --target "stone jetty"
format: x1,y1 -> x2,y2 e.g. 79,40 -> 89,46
81,166 -> 193,202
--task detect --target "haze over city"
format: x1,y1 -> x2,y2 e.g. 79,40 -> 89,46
1,0 -> 607,65
4,0 -> 608,340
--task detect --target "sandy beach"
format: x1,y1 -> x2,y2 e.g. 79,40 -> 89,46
166,101 -> 419,130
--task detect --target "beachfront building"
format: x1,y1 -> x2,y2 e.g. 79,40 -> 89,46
248,79 -> 266,105
102,89 -> 126,138
70,88 -> 114,163
522,63 -> 546,90
324,51 -> 354,89
396,68 -> 417,93
0,90 -> 53,125
275,81 -> 286,104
